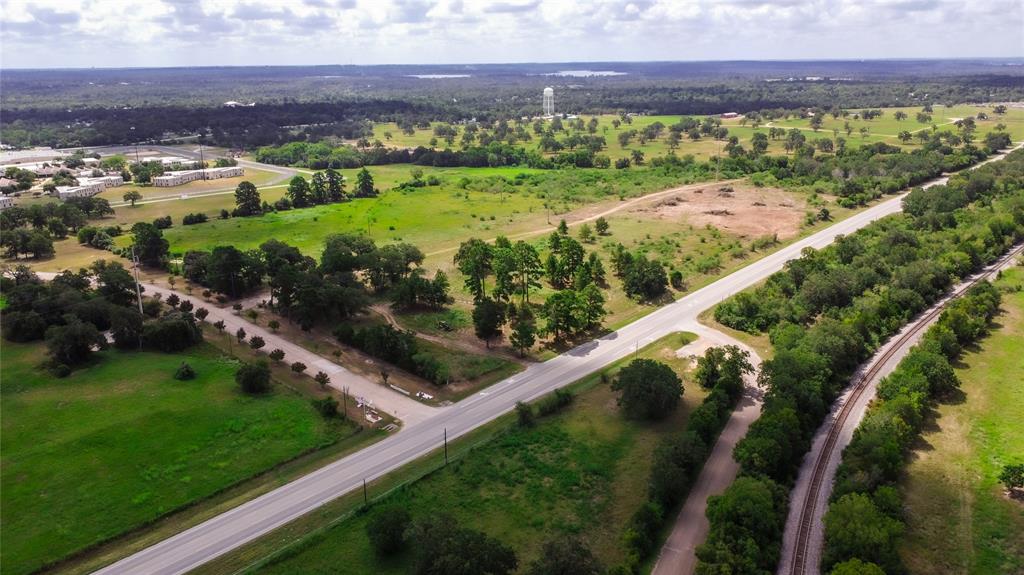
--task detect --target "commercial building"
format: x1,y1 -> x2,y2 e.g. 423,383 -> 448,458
152,166 -> 243,187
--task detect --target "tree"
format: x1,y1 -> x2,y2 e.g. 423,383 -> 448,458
509,306 -> 537,357
286,175 -> 311,208
893,111 -> 908,122
235,361 -> 272,394
269,348 -> 285,363
594,216 -> 610,235
45,318 -> 107,366
325,168 -> 346,201
526,536 -> 602,575
455,238 -> 493,301
291,361 -> 307,374
542,290 -> 581,340
268,319 -> 280,332
234,181 -> 262,216
213,320 -> 225,333
1000,463 -> 1024,492
249,335 -> 266,352
557,219 -> 569,235
829,559 -> 886,575
511,241 -> 543,303
355,167 -> 376,198
366,506 -> 411,557
205,245 -> 265,297
123,189 -> 143,206
130,222 -> 169,267
822,493 -> 903,573
472,297 -> 506,348
236,327 -> 246,342
898,130 -> 912,143
314,371 -> 331,389
612,359 -> 683,420
578,222 -> 594,243
310,171 -> 328,204
408,514 -> 518,575
143,311 -> 203,352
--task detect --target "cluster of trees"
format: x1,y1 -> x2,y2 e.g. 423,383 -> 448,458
697,150 -> 1024,574
612,346 -> 751,570
0,197 -> 116,260
610,244 -> 670,300
455,223 -> 613,350
1,263 -> 204,373
822,281 -> 1003,573
334,323 -> 449,385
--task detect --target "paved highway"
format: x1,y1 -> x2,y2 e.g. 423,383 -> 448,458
94,147 -> 1020,574
91,188 -> 913,574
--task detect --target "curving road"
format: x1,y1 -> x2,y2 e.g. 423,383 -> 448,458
90,147 -> 1020,574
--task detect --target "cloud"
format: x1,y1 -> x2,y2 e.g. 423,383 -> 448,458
0,0 -> 1022,68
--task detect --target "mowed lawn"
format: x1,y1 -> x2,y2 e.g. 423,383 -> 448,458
899,266 -> 1024,575
0,341 -> 354,575
252,332 -> 701,574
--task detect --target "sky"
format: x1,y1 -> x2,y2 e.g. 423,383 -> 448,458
1,0 -> 1022,69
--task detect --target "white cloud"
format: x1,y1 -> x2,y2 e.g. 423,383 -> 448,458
0,0 -> 1021,68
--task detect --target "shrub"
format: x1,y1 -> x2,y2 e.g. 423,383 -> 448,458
515,401 -> 535,427
236,361 -> 271,394
311,396 -> 340,419
291,361 -> 307,374
269,348 -> 285,362
143,311 -> 203,352
174,362 -> 196,380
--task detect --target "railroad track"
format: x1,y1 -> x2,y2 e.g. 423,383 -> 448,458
786,242 -> 1024,575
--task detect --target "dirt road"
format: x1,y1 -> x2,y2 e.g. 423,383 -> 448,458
650,322 -> 764,575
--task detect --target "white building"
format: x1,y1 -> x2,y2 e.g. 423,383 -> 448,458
56,181 -> 106,200
80,175 -> 124,189
0,195 -> 15,210
152,166 -> 243,187
141,155 -> 194,166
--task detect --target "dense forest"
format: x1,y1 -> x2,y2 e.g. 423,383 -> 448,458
2,60 -> 1021,149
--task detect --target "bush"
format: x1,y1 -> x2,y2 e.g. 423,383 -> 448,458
174,362 -> 196,380
269,348 -> 285,362
311,396 -> 340,418
366,506 -> 412,557
290,361 -> 307,374
143,311 -> 203,352
182,212 -> 209,225
536,388 -> 573,416
515,401 -> 535,427
152,215 -> 172,229
2,310 -> 48,342
236,361 -> 271,394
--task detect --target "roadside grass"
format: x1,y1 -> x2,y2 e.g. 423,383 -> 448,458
899,265 -> 1024,575
0,341 -> 365,575
194,331 -> 701,574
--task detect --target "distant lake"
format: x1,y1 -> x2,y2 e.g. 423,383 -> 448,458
408,74 -> 472,79
544,70 -> 627,77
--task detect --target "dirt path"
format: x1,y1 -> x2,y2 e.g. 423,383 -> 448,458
425,179 -> 743,257
650,321 -> 765,575
370,303 -> 531,366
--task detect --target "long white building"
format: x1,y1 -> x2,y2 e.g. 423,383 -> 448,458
55,174 -> 124,200
152,166 -> 243,187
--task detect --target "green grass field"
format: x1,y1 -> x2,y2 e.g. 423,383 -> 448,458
246,332 -> 700,574
899,265 -> 1024,575
0,341 -> 362,575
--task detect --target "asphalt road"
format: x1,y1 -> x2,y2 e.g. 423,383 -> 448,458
91,187 -> 915,575
93,147 -> 1020,574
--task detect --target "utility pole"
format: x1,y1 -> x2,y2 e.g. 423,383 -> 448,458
443,428 -> 449,465
130,245 -> 144,316
198,142 -> 207,180
362,479 -> 368,505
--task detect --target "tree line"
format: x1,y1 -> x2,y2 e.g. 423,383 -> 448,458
696,149 -> 1024,574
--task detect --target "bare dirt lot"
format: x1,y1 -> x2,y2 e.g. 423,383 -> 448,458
632,184 -> 807,240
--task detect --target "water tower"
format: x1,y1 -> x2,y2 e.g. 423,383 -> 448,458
543,86 -> 554,117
